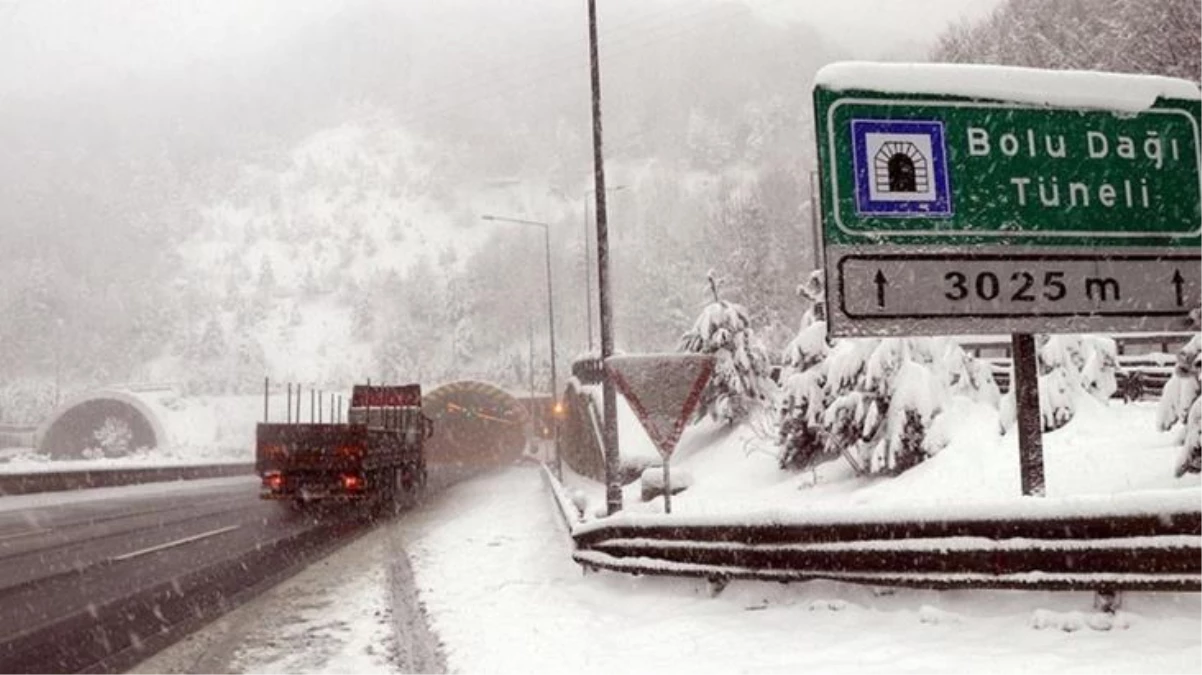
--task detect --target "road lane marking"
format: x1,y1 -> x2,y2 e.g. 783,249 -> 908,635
0,528 -> 49,543
110,525 -> 241,562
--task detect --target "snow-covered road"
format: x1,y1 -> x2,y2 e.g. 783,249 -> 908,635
133,466 -> 1201,674
398,467 -> 1201,674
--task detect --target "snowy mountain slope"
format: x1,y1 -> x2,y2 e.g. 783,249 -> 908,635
160,111 -> 580,388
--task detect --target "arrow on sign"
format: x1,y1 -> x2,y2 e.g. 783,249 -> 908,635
1172,269 -> 1185,307
874,270 -> 888,309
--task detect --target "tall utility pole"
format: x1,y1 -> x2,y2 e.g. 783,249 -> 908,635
587,0 -> 622,515
480,214 -> 558,403
583,185 -> 626,354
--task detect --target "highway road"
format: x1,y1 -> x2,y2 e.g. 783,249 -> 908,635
0,476 -> 376,673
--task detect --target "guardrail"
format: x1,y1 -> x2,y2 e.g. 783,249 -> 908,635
543,469 -> 1200,593
559,378 -> 607,482
986,354 -> 1184,400
0,463 -> 256,496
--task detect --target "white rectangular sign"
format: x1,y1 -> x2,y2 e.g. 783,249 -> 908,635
828,246 -> 1201,336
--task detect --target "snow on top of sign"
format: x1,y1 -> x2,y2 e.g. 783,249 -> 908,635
815,61 -> 1201,112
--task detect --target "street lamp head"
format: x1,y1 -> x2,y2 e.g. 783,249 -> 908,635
480,213 -> 550,229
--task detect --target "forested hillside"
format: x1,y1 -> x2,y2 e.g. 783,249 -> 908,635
932,0 -> 1199,81
0,2 -> 843,421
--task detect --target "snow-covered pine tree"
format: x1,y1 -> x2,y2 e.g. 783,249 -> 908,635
999,335 -> 1118,433
776,271 -> 1000,475
679,272 -> 772,427
1157,334 -> 1201,430
777,271 -> 832,470
1156,334 -> 1201,476
90,416 -> 133,458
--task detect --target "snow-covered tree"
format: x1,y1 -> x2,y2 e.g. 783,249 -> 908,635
933,0 -> 1199,83
1000,335 -> 1118,433
777,271 -> 831,469
679,273 -> 772,427
90,416 -> 133,458
776,272 -> 999,475
1158,334 -> 1201,430
1156,335 -> 1201,476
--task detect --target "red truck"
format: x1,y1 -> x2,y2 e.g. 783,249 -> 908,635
256,383 -> 432,511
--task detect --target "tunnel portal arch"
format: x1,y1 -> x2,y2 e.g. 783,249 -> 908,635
36,390 -> 165,459
422,381 -> 531,473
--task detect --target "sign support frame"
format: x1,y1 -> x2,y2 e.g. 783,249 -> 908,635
1011,333 -> 1047,497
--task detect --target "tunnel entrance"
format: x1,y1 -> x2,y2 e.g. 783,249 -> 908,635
887,153 -> 917,192
38,395 -> 159,459
423,381 -> 529,476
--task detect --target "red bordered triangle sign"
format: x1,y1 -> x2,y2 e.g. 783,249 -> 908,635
605,353 -> 715,458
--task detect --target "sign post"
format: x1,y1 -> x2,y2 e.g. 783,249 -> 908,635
813,63 -> 1201,496
1011,333 -> 1045,495
605,354 -> 715,513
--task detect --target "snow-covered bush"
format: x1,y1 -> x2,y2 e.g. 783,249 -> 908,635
776,272 -> 999,475
679,273 -> 772,427
1000,335 -> 1118,433
1157,334 -> 1201,431
1177,397 -> 1201,477
88,416 -> 133,458
1157,334 -> 1201,476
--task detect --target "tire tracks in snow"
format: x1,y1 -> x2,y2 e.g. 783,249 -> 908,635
385,524 -> 447,674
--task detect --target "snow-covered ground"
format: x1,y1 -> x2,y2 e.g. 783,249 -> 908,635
135,465 -> 1200,674
569,389 -> 1200,519
0,475 -> 255,514
0,449 -> 251,474
402,468 -> 1200,674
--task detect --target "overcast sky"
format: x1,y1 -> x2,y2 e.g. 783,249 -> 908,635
0,0 -> 1005,238
0,0 -> 1002,97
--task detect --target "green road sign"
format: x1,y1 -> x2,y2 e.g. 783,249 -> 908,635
813,63 -> 1202,337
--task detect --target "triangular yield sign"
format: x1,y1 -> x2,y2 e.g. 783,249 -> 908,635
605,353 -> 715,458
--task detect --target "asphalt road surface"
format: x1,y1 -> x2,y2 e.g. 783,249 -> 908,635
0,476 -> 374,673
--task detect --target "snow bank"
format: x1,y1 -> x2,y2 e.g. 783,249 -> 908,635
397,469 -> 1201,675
565,394 -> 1200,526
814,61 -> 1201,110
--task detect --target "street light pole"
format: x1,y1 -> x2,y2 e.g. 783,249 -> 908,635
480,214 -> 557,402
586,0 -> 622,515
583,185 -> 626,354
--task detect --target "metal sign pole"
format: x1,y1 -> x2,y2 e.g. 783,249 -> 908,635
662,459 -> 672,514
587,0 -> 622,515
1012,333 -> 1047,496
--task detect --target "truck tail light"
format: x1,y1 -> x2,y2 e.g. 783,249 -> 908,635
340,473 -> 364,492
263,472 -> 284,491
